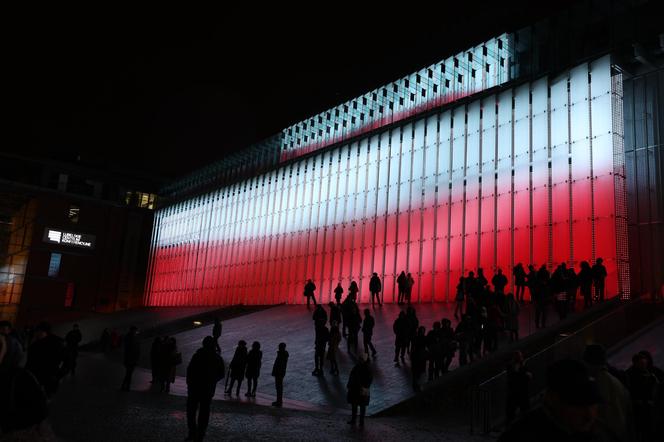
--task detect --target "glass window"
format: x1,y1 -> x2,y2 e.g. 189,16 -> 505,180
48,253 -> 62,277
68,205 -> 80,223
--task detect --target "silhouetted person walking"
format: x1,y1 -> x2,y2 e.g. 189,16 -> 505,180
592,258 -> 607,302
361,309 -> 377,357
347,353 -> 373,428
271,343 -> 288,407
245,341 -> 262,397
212,317 -> 222,354
329,301 -> 341,329
334,282 -> 344,305
120,326 -> 140,392
455,314 -> 475,366
312,324 -> 329,376
64,323 -> 82,376
504,293 -> 520,342
226,340 -> 247,397
25,322 -> 65,397
369,273 -> 382,306
411,326 -> 427,392
346,300 -> 361,354
578,261 -> 593,309
535,265 -> 550,328
440,319 -> 456,373
304,279 -> 317,307
161,336 -> 182,392
526,265 -> 537,303
186,336 -> 224,442
328,321 -> 341,375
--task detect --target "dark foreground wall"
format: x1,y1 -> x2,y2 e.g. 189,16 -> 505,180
624,67 -> 664,296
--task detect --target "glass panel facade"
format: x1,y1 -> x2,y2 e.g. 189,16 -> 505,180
146,55 -> 628,306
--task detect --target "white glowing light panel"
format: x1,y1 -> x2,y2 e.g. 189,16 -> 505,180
145,55 -> 629,306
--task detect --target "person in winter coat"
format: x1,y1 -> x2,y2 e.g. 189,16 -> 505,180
504,293 -> 521,342
312,324 -> 329,376
304,279 -> 317,307
405,273 -> 415,305
225,340 -> 248,397
329,302 -> 342,328
513,264 -> 527,303
25,322 -> 65,397
120,326 -> 140,392
347,353 -> 373,427
312,304 -> 328,329
369,273 -> 382,306
63,324 -> 82,376
578,261 -> 593,309
186,336 -> 225,442
591,258 -> 607,302
397,271 -> 407,305
393,311 -> 409,367
361,309 -> 377,357
212,317 -> 222,354
411,326 -> 428,391
348,280 -> 359,303
328,321 -> 341,375
271,343 -> 288,407
161,336 -> 182,393
245,341 -> 262,397
454,277 -> 465,319
334,283 -> 344,305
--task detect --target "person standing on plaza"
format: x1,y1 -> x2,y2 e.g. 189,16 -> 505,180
397,271 -> 407,305
369,272 -> 382,307
346,301 -> 361,354
440,318 -> 457,373
592,258 -> 607,302
0,321 -> 24,371
25,322 -> 65,397
454,276 -> 465,319
245,341 -> 262,397
329,301 -> 341,330
405,273 -> 415,305
513,263 -> 527,304
313,323 -> 329,376
526,265 -> 538,304
63,323 -> 82,376
393,311 -> 409,366
225,340 -> 248,397
504,293 -> 520,342
578,261 -> 594,309
406,306 -> 419,354
361,309 -> 377,358
120,326 -> 140,392
271,343 -> 289,407
411,326 -> 428,392
348,280 -> 359,303
347,353 -> 373,428
334,282 -> 344,305
312,304 -> 327,329
492,268 -> 508,300
426,321 -> 442,381
328,321 -> 341,376
185,336 -> 224,442
162,337 -> 182,393
304,279 -> 317,307
212,317 -> 222,354
535,265 -> 550,328
476,268 -> 488,293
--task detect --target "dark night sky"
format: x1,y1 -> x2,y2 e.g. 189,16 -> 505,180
6,2 -> 580,181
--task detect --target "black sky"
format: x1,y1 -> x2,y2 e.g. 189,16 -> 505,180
6,2 -> 580,181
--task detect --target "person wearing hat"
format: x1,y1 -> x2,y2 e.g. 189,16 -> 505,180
582,344 -> 634,441
499,358 -> 612,442
346,352 -> 373,427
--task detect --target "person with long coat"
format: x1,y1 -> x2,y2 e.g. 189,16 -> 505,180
225,340 -> 248,397
346,353 -> 373,427
271,343 -> 288,407
186,336 -> 224,442
244,341 -> 262,397
369,273 -> 382,306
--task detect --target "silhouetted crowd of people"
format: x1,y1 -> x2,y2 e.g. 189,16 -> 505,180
500,345 -> 663,442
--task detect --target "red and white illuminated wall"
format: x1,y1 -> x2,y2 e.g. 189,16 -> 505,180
145,55 -> 630,306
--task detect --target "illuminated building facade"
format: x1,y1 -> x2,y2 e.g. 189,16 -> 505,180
146,4 -> 663,306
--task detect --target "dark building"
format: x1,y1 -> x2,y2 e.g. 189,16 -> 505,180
0,153 -> 161,324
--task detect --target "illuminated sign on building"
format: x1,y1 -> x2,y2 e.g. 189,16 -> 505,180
43,228 -> 96,249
